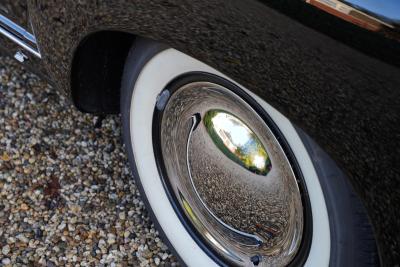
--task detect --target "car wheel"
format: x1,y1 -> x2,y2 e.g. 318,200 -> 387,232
121,38 -> 378,267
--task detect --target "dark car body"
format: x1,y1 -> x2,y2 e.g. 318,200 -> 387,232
0,0 -> 399,265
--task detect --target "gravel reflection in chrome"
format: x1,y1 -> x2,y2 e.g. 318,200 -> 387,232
158,82 -> 304,266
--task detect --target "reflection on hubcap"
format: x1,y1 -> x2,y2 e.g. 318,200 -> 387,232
157,81 -> 304,266
203,110 -> 272,176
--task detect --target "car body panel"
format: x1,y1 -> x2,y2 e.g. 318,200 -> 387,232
1,0 -> 399,264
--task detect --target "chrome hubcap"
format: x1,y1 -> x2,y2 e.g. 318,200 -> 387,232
156,81 -> 305,266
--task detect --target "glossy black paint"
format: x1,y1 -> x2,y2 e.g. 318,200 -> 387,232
262,0 -> 400,68
1,0 -> 399,265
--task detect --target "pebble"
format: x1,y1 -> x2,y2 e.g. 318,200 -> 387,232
20,203 -> 29,211
0,57 -> 178,265
57,223 -> 66,231
16,234 -> 29,243
107,233 -> 116,245
2,245 -> 10,255
1,258 -> 11,265
123,230 -> 130,239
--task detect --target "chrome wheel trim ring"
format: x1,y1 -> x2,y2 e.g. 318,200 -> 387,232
153,75 -> 310,266
128,48 -> 330,267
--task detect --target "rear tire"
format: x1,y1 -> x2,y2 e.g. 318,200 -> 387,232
120,38 -> 379,266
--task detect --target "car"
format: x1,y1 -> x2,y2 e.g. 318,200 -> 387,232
0,1 -> 399,266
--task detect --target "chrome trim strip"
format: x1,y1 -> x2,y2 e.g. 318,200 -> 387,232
305,0 -> 398,34
0,14 -> 41,58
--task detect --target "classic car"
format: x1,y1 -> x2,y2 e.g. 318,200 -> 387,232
0,0 -> 399,266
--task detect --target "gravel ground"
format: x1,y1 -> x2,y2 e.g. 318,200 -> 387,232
0,56 -> 179,266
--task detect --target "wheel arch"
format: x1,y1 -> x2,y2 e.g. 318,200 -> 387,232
70,30 -> 135,114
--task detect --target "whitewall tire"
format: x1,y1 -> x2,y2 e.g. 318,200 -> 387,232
121,38 -> 378,267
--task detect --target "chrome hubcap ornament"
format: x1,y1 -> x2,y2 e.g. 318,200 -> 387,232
156,81 -> 305,266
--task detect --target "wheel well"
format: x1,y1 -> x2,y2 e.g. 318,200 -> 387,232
71,31 -> 135,114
